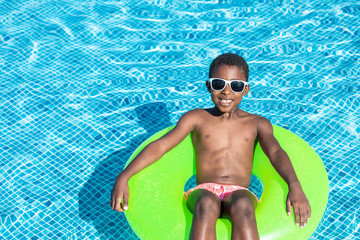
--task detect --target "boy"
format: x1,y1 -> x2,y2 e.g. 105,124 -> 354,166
111,53 -> 311,239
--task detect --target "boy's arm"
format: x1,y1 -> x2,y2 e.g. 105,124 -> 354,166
256,117 -> 311,228
111,110 -> 198,212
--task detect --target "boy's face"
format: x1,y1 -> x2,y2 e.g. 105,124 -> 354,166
206,65 -> 249,114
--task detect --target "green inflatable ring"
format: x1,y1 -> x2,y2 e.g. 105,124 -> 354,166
124,125 -> 328,239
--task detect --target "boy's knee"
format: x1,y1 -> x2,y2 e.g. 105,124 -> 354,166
193,194 -> 220,217
228,196 -> 255,220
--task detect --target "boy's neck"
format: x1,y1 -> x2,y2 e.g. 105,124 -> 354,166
207,107 -> 244,119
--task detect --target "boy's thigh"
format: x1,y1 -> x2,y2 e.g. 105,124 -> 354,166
221,189 -> 257,219
186,189 -> 221,216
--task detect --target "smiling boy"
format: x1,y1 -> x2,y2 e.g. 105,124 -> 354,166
111,53 -> 311,239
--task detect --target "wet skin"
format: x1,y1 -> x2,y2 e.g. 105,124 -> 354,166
111,65 -> 311,240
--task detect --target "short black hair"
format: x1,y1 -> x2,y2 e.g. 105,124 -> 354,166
209,53 -> 249,81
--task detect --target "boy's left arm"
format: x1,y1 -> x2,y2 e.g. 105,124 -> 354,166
256,117 -> 311,229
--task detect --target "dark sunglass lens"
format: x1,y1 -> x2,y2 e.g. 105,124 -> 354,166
231,81 -> 245,92
212,79 -> 225,90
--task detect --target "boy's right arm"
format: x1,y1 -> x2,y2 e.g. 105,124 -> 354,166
110,110 -> 199,212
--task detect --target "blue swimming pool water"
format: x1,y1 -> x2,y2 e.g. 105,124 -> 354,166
0,0 -> 359,239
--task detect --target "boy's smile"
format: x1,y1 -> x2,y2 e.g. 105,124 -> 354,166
206,65 -> 249,116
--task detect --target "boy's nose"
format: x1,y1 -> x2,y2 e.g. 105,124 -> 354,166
222,83 -> 232,94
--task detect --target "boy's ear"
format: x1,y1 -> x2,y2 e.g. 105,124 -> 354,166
206,81 -> 211,93
243,85 -> 250,96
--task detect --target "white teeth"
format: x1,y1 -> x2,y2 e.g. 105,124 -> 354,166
221,99 -> 232,103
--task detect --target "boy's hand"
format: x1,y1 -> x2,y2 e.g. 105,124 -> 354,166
111,173 -> 129,212
286,182 -> 311,228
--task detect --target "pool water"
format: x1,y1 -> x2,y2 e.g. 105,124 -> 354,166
0,0 -> 359,239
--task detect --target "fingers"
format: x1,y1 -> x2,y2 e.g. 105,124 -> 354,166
300,206 -> 306,228
110,191 -> 129,212
111,194 -> 125,212
110,176 -> 129,212
121,192 -> 129,211
287,187 -> 311,229
115,196 -> 124,212
293,203 -> 300,227
286,198 -> 292,216
292,201 -> 311,229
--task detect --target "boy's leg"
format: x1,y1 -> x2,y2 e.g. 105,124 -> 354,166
186,189 -> 221,240
222,190 -> 259,240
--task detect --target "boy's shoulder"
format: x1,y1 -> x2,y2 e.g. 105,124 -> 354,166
237,112 -> 273,133
249,114 -> 274,135
246,112 -> 270,122
180,108 -> 208,121
178,108 -> 216,125
175,109 -> 207,132
182,108 -> 208,116
246,113 -> 272,126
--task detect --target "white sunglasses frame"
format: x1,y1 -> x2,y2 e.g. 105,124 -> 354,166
209,78 -> 249,93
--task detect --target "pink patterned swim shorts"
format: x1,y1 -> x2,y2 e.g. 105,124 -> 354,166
184,182 -> 258,201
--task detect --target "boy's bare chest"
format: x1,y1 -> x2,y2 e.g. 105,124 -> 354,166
192,118 -> 258,149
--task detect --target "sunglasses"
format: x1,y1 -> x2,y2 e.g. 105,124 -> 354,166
209,78 -> 249,93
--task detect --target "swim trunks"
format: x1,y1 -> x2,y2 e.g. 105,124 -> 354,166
184,182 -> 258,201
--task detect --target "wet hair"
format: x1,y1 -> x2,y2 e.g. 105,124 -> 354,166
209,53 -> 249,81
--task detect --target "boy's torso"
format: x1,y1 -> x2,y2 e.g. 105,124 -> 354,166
190,108 -> 261,188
